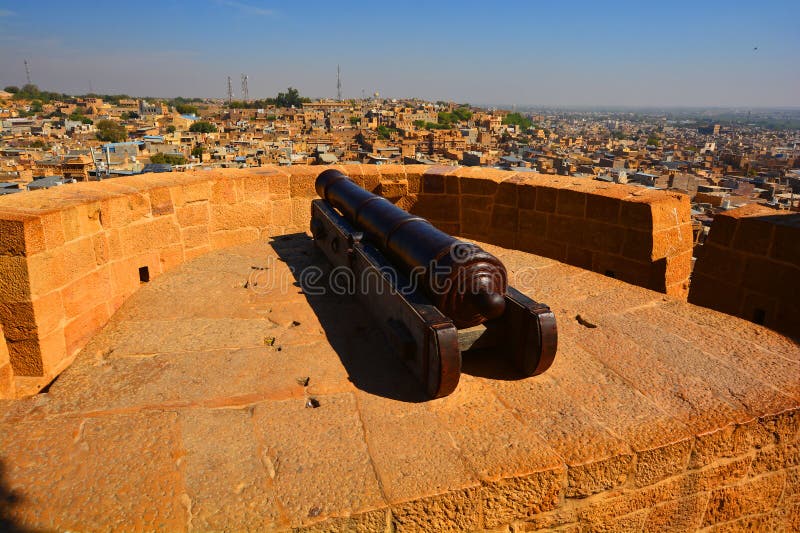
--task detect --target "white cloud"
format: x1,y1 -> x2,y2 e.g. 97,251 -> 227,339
216,0 -> 273,16
0,9 -> 15,17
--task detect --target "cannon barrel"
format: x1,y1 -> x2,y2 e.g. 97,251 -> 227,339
314,169 -> 507,328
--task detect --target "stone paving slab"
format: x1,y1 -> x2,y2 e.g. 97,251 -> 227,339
0,235 -> 797,532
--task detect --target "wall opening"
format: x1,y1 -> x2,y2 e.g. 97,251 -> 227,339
752,308 -> 766,325
138,266 -> 150,283
605,270 -> 616,278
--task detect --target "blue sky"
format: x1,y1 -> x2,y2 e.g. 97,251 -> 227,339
0,0 -> 798,106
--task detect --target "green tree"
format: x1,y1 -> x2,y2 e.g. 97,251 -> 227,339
150,153 -> 187,165
275,87 -> 309,108
175,103 -> 198,115
376,125 -> 397,139
646,136 -> 660,146
95,119 -> 128,142
349,116 -> 361,126
166,125 -> 176,133
191,145 -> 204,158
30,139 -> 50,149
189,121 -> 218,133
413,119 -> 426,128
3,86 -> 19,94
502,113 -> 533,129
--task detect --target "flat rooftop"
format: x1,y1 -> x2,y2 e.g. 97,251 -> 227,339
0,236 -> 798,532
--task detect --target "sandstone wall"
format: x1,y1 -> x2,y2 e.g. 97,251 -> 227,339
689,204 -> 799,338
404,166 -> 692,298
0,165 -> 693,388
302,409 -> 799,532
0,324 -> 13,399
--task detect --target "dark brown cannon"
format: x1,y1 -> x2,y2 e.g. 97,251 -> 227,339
310,169 -> 557,398
315,169 -> 506,328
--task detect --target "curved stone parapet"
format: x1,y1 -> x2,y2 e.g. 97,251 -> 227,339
0,165 -> 693,391
690,203 -> 799,339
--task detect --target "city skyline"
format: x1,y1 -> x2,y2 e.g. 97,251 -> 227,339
0,0 -> 799,107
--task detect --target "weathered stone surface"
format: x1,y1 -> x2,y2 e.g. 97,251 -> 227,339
0,232 -> 795,531
702,471 -> 787,526
0,411 -> 185,531
179,408 -> 284,531
252,394 -> 385,527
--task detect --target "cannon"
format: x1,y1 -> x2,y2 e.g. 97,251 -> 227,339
310,169 -> 557,397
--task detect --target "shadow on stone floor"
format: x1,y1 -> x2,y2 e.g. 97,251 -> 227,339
270,233 -> 527,401
270,233 -> 428,403
0,459 -> 29,533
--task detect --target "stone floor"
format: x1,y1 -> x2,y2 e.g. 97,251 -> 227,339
0,235 -> 797,532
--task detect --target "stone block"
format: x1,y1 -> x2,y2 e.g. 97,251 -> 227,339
26,249 -> 69,296
495,181 -> 518,207
535,187 -> 558,213
707,214 -> 738,248
517,234 -> 566,262
181,225 -> 210,249
702,471 -> 786,526
210,202 -> 271,232
581,221 -> 625,254
732,216 -> 775,256
422,172 -> 446,194
391,488 -> 482,533
60,203 -> 103,242
460,176 -> 498,196
586,194 -> 621,224
268,172 -> 291,199
64,302 -> 110,357
209,227 -> 260,250
174,179 -> 212,206
461,208 -> 492,236
642,492 -> 708,532
288,167 -> 319,198
175,202 -> 209,228
59,267 -> 112,320
517,183 -> 537,210
491,204 -> 519,233
687,273 -> 742,315
742,256 -> 799,300
148,186 -> 174,216
771,221 -> 800,265
556,189 -> 586,218
252,394 -> 384,527
179,408 -> 283,531
118,217 -> 181,256
693,242 -> 746,282
461,194 -> 493,212
0,214 -> 45,256
240,173 -> 271,202
518,209 -> 548,234
377,179 -> 408,199
98,193 -> 151,229
0,255 -> 30,302
410,194 -> 459,222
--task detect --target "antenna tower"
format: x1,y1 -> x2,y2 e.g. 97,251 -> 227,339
337,65 -> 342,101
241,74 -> 249,102
24,60 -> 32,85
227,76 -> 233,104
